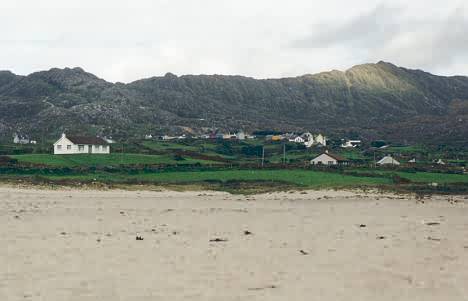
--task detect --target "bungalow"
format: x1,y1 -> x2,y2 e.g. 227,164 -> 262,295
103,136 -> 116,144
341,140 -> 362,148
13,134 -> 31,144
161,135 -> 176,140
289,136 -> 305,143
220,133 -> 234,139
310,151 -> 349,166
377,156 -> 400,166
304,133 -> 327,148
236,130 -> 246,140
301,132 -> 313,141
314,134 -> 327,146
53,133 -> 110,155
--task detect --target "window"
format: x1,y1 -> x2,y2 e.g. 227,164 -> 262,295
328,161 -> 334,165
102,145 -> 107,151
78,145 -> 84,151
57,145 -> 62,150
67,145 -> 71,150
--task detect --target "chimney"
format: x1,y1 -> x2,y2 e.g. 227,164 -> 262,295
61,133 -> 66,138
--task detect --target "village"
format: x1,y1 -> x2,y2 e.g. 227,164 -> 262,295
6,129 -> 464,171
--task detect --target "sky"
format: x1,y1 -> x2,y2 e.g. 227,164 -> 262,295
1,0 -> 467,83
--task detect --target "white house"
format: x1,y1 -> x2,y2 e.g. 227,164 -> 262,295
303,133 -> 327,148
377,156 -> 400,166
310,151 -> 348,166
301,132 -> 313,141
161,135 -> 176,140
341,140 -> 362,148
53,134 -> 110,155
314,134 -> 327,146
289,136 -> 305,143
236,130 -> 246,140
103,136 -> 116,144
13,134 -> 31,144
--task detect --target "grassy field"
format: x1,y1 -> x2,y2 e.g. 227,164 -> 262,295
10,153 -> 217,167
41,169 -> 393,188
2,139 -> 467,194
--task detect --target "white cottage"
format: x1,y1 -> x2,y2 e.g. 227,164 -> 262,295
236,130 -> 246,140
289,136 -> 305,143
310,151 -> 348,166
304,133 -> 327,148
53,134 -> 110,155
13,134 -> 31,144
377,156 -> 400,166
314,134 -> 327,146
341,140 -> 362,148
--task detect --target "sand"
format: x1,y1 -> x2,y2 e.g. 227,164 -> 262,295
1,186 -> 467,301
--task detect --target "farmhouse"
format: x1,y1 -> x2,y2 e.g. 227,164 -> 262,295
341,140 -> 362,148
310,151 -> 349,166
236,130 -> 246,140
13,134 -> 33,144
53,134 -> 110,155
377,156 -> 400,166
289,136 -> 305,143
314,134 -> 327,146
304,133 -> 327,148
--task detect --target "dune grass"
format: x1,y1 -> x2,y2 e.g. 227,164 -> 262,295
348,169 -> 468,184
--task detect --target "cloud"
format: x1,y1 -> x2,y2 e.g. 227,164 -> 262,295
291,2 -> 468,75
293,4 -> 403,49
0,0 -> 467,82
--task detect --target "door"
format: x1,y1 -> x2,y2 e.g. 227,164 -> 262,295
88,145 -> 92,154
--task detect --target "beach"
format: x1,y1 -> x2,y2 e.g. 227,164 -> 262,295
1,186 -> 467,300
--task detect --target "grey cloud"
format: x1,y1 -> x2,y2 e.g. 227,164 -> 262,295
292,3 -> 468,73
1,0 -> 467,81
293,4 -> 403,49
414,11 -> 468,70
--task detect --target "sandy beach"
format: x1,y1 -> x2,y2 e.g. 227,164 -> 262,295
1,186 -> 467,301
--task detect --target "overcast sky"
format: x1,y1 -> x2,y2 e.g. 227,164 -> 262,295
1,0 -> 467,82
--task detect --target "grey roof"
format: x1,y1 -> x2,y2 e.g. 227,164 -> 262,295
67,136 -> 109,145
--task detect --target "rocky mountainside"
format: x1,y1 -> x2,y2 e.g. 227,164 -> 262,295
0,62 -> 467,145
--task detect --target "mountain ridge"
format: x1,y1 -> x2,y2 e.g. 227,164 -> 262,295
0,62 -> 467,145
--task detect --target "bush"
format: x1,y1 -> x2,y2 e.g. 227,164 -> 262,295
173,154 -> 185,161
371,140 -> 387,148
241,145 -> 263,157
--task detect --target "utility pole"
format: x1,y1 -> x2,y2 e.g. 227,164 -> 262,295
261,145 -> 265,168
283,143 -> 286,165
121,143 -> 124,165
373,151 -> 376,168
